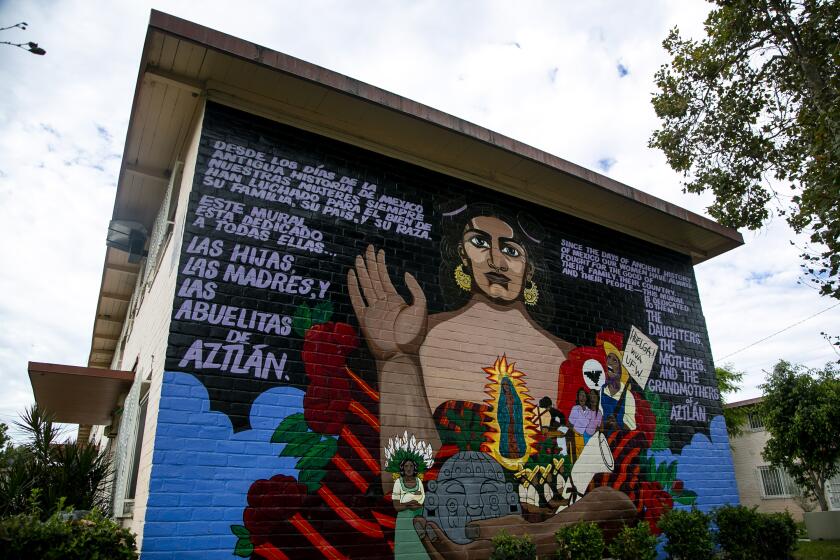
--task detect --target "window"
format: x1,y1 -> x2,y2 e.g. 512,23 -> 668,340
113,378 -> 150,517
827,475 -> 840,510
143,161 -> 183,287
758,466 -> 798,498
126,392 -> 149,501
747,410 -> 764,431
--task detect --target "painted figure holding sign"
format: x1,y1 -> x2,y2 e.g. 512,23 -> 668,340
597,328 -> 658,433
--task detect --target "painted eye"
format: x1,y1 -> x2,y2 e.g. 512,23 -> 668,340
469,236 -> 490,249
501,245 -> 521,257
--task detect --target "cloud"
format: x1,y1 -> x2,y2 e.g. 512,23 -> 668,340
597,157 -> 616,172
143,372 -> 303,558
651,416 -> 740,511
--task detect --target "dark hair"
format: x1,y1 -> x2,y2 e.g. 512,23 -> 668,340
576,388 -> 588,404
399,458 -> 418,476
437,201 -> 554,326
588,389 -> 600,411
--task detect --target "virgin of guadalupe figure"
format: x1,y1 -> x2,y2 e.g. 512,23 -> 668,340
347,202 -> 636,558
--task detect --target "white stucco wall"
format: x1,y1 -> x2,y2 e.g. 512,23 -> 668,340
729,424 -> 809,520
108,104 -> 206,546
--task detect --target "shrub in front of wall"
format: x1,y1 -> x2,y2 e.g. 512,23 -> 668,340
554,521 -> 605,560
713,505 -> 761,560
607,521 -> 658,560
756,511 -> 798,560
713,505 -> 798,560
489,531 -> 537,560
658,508 -> 713,560
0,509 -> 137,560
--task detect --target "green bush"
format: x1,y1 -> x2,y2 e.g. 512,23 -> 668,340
757,511 -> 798,559
713,505 -> 798,560
608,521 -> 658,560
489,531 -> 536,560
0,509 -> 137,560
658,508 -> 713,560
555,521 -> 604,560
714,505 -> 761,560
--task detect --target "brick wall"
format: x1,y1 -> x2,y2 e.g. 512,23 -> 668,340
141,101 -> 739,559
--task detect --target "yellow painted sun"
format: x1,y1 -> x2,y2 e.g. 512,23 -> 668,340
481,354 -> 539,471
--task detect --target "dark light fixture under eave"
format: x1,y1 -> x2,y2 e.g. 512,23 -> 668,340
106,220 -> 148,263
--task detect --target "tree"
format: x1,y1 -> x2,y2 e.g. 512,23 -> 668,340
760,360 -> 840,511
0,406 -> 111,518
650,0 -> 840,299
716,363 -> 747,438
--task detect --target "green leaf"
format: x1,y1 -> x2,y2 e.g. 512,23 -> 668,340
311,300 -> 333,325
292,303 -> 312,337
298,467 -> 327,492
666,461 -> 677,485
280,432 -> 323,457
655,461 -> 668,484
271,413 -> 308,444
234,537 -> 254,557
296,438 -> 338,470
230,524 -> 249,538
673,490 -> 697,505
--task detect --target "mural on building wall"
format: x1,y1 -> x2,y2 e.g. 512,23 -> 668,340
147,102 -> 737,559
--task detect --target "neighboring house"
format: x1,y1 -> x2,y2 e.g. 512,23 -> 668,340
26,11 -> 745,559
726,396 -> 840,520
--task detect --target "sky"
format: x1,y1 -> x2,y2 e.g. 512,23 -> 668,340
0,0 -> 837,430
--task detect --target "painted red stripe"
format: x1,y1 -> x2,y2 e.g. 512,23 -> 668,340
290,513 -> 348,560
348,400 -> 379,430
346,367 -> 379,402
614,446 -> 641,489
254,542 -> 290,560
372,510 -> 396,529
318,485 -> 384,539
331,453 -> 369,493
340,426 -> 381,475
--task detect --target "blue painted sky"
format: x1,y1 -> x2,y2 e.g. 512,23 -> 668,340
143,372 -> 303,559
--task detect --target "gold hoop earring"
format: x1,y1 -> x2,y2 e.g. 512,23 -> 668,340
454,264 -> 472,292
524,281 -> 539,306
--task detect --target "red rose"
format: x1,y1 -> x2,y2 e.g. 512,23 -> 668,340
639,480 -> 674,534
302,322 -> 359,434
244,475 -> 310,544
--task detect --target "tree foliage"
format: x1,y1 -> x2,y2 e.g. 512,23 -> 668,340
716,363 -> 747,438
0,406 -> 111,518
760,360 -> 840,510
650,0 -> 840,299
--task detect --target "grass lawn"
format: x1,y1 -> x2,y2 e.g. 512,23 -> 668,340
793,540 -> 840,559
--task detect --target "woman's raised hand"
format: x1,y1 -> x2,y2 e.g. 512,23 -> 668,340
347,245 -> 428,361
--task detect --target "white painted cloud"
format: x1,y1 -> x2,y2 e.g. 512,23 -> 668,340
0,0 -> 836,430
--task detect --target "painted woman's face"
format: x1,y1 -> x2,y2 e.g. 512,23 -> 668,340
460,216 -> 530,302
